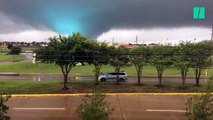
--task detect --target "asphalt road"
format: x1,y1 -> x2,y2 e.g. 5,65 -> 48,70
7,95 -> 190,120
0,74 -> 208,84
21,52 -> 33,62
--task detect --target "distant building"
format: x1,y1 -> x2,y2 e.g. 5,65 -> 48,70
129,43 -> 147,48
0,45 -> 8,50
0,41 -> 48,48
106,41 -> 119,47
119,43 -> 134,49
148,43 -> 157,47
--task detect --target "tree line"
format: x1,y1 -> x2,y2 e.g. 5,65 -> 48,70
35,33 -> 213,90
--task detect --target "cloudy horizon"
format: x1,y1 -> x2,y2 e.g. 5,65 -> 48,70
0,0 -> 212,43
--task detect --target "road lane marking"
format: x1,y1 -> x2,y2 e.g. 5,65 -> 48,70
146,109 -> 186,113
13,108 -> 66,110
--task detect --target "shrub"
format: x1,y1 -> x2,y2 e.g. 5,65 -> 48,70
8,46 -> 22,55
7,44 -> 13,50
76,92 -> 114,120
0,93 -> 11,120
185,81 -> 213,120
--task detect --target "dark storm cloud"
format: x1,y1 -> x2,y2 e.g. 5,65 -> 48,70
0,0 -> 212,37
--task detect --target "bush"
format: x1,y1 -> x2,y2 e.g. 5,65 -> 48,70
0,93 -> 11,120
76,92 -> 114,120
7,44 -> 13,50
185,82 -> 213,120
8,46 -> 22,55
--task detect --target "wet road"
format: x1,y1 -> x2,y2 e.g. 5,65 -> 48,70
21,51 -> 33,62
0,74 -> 209,84
7,95 -> 189,120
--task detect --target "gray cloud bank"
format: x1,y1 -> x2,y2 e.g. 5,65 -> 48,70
0,0 -> 212,38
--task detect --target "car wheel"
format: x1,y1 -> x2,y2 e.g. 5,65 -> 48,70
119,78 -> 125,82
101,78 -> 106,82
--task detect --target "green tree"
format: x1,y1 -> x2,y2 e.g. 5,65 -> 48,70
150,45 -> 174,87
90,42 -> 110,85
190,41 -> 213,86
76,92 -> 114,120
130,46 -> 150,85
109,46 -> 129,85
36,33 -> 90,90
7,44 -> 13,50
173,42 -> 194,89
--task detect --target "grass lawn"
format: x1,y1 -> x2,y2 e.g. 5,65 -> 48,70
0,80 -> 212,94
0,53 -> 26,62
0,80 -> 61,94
0,62 -> 212,77
21,47 -> 36,51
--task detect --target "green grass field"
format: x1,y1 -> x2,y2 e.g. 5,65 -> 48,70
0,62 -> 212,76
0,53 -> 26,62
21,47 -> 36,51
0,80 -> 61,94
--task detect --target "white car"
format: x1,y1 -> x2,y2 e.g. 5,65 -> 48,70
98,72 -> 128,82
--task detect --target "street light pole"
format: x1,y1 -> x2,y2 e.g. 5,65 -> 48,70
211,26 -> 213,43
112,36 -> 114,45
136,35 -> 138,44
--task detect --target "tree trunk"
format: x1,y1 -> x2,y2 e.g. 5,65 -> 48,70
137,72 -> 141,85
159,74 -> 162,86
195,68 -> 202,87
181,68 -> 188,89
181,76 -> 185,89
62,74 -> 69,90
196,77 -> 200,87
95,73 -> 99,85
137,66 -> 143,86
157,69 -> 163,87
94,65 -> 101,85
61,65 -> 71,90
115,67 -> 120,85
182,78 -> 186,89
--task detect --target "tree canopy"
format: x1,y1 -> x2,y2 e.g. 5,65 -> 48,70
109,46 -> 130,85
130,46 -> 151,85
150,45 -> 174,86
36,33 -> 91,90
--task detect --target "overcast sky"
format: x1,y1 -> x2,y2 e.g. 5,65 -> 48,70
0,0 -> 212,43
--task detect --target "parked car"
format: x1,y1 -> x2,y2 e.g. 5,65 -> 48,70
98,72 -> 128,82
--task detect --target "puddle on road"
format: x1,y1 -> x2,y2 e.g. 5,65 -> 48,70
31,75 -> 94,81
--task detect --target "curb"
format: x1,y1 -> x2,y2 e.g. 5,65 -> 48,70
10,93 -> 213,97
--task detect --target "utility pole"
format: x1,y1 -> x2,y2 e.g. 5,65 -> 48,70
136,35 -> 138,44
112,36 -> 114,45
211,26 -> 213,43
